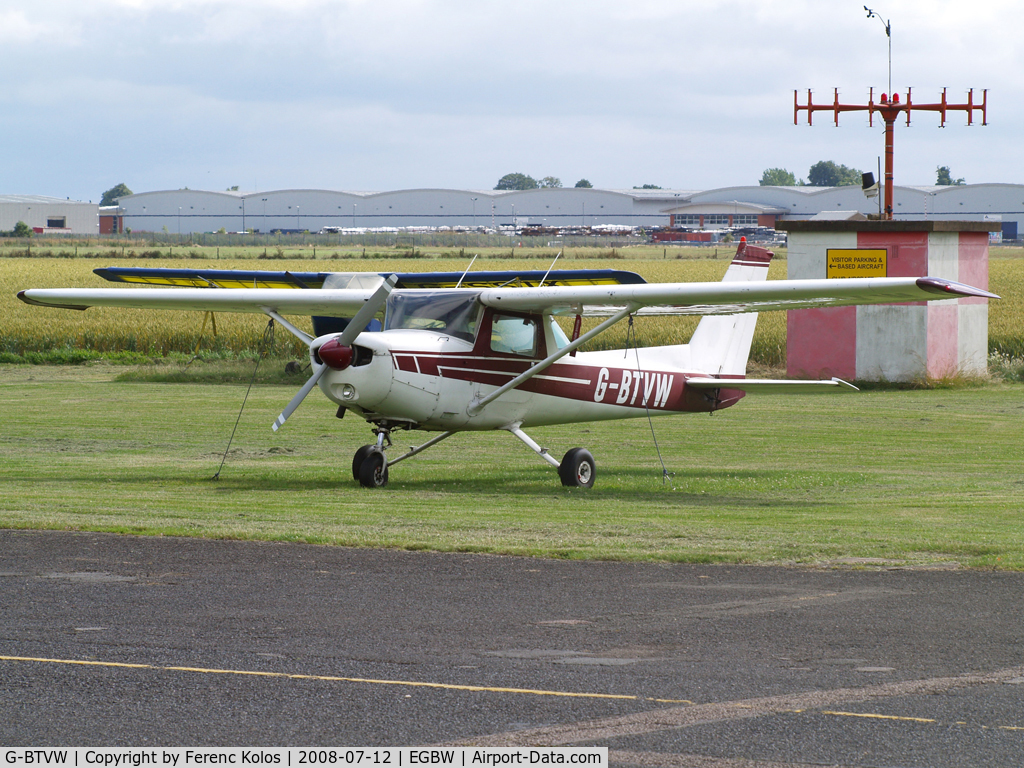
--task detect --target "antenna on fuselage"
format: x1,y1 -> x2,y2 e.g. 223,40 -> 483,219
455,254 -> 479,288
538,250 -> 562,287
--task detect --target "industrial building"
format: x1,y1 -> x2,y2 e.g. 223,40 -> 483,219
5,185 -> 1022,239
666,184 -> 1021,240
0,195 -> 98,235
109,188 -> 677,234
108,185 -> 1024,239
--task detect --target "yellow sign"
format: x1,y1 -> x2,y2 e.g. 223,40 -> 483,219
826,248 -> 888,278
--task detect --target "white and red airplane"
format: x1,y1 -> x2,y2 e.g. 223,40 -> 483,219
18,241 -> 997,488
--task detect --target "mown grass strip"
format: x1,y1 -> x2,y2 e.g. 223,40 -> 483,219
2,366 -> 1022,569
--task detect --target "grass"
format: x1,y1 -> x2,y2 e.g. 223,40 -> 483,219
2,364 -> 1023,569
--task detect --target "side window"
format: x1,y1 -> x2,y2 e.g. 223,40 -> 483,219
490,314 -> 538,357
549,317 -> 571,350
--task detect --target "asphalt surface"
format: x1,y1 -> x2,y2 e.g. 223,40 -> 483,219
2,529 -> 1023,767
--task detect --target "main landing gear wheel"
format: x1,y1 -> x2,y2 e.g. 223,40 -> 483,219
352,445 -> 377,481
357,450 -> 389,488
559,447 -> 595,489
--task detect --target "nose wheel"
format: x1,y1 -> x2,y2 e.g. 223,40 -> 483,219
357,449 -> 389,488
354,427 -> 393,488
352,444 -> 385,485
354,444 -> 389,488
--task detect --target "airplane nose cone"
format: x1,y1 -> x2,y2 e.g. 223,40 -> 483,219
317,338 -> 354,370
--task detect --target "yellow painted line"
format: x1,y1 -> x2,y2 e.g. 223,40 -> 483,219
649,697 -> 695,704
822,710 -> 937,724
0,655 -> 692,704
821,709 -> 1024,733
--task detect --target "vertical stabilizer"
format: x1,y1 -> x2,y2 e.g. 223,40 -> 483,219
688,239 -> 774,376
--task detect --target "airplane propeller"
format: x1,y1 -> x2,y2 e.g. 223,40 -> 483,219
272,274 -> 398,432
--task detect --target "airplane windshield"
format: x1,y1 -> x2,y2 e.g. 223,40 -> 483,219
385,291 -> 482,342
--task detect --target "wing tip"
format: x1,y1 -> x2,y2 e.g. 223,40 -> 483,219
17,290 -> 89,311
830,377 -> 860,392
916,277 -> 999,300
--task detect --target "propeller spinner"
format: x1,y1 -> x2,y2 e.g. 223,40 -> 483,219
272,274 -> 398,431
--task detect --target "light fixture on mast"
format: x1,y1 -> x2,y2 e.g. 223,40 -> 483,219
863,6 -> 891,97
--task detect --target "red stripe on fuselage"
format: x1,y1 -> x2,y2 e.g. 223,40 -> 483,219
389,350 -> 742,413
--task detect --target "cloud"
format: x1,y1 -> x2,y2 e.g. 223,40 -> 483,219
1,0 -> 1020,199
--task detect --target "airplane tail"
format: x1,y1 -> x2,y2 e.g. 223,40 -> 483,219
686,238 -> 773,376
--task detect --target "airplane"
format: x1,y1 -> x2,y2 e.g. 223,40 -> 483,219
17,240 -> 998,489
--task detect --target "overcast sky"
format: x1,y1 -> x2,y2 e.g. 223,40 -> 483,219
1,0 -> 1019,202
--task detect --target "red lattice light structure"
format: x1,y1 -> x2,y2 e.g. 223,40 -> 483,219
794,88 -> 987,220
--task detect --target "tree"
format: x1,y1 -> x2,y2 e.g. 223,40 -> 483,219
12,221 -> 31,238
633,184 -> 662,189
807,161 -> 862,187
539,176 -> 562,188
494,173 -> 539,191
574,179 -> 593,188
759,168 -> 798,186
936,166 -> 965,186
100,183 -> 133,206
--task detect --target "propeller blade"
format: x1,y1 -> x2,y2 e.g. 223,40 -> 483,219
272,364 -> 327,432
271,274 -> 397,432
337,273 -> 399,346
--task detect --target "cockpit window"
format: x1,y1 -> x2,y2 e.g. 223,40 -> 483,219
550,317 -> 570,350
490,313 -> 538,357
384,291 -> 481,342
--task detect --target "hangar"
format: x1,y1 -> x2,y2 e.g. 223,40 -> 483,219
0,195 -> 98,235
107,184 -> 1024,239
669,184 -> 1021,240
111,187 -> 681,234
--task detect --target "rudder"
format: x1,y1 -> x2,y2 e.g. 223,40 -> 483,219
687,238 -> 773,376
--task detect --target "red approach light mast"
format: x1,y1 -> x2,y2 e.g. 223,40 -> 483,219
793,87 -> 987,220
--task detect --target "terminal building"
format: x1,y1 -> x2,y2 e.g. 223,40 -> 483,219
107,185 -> 1024,240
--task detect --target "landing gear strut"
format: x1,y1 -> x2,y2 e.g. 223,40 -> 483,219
353,425 -> 457,488
508,424 -> 596,489
352,423 -> 597,489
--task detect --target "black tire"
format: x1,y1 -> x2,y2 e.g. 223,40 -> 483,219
358,450 -> 389,488
352,444 -> 377,481
559,447 -> 595,489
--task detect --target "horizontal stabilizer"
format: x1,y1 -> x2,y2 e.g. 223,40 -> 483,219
686,377 -> 859,393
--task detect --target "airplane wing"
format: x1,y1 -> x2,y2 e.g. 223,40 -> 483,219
17,287 -> 378,316
477,276 -> 998,316
18,276 -> 996,317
